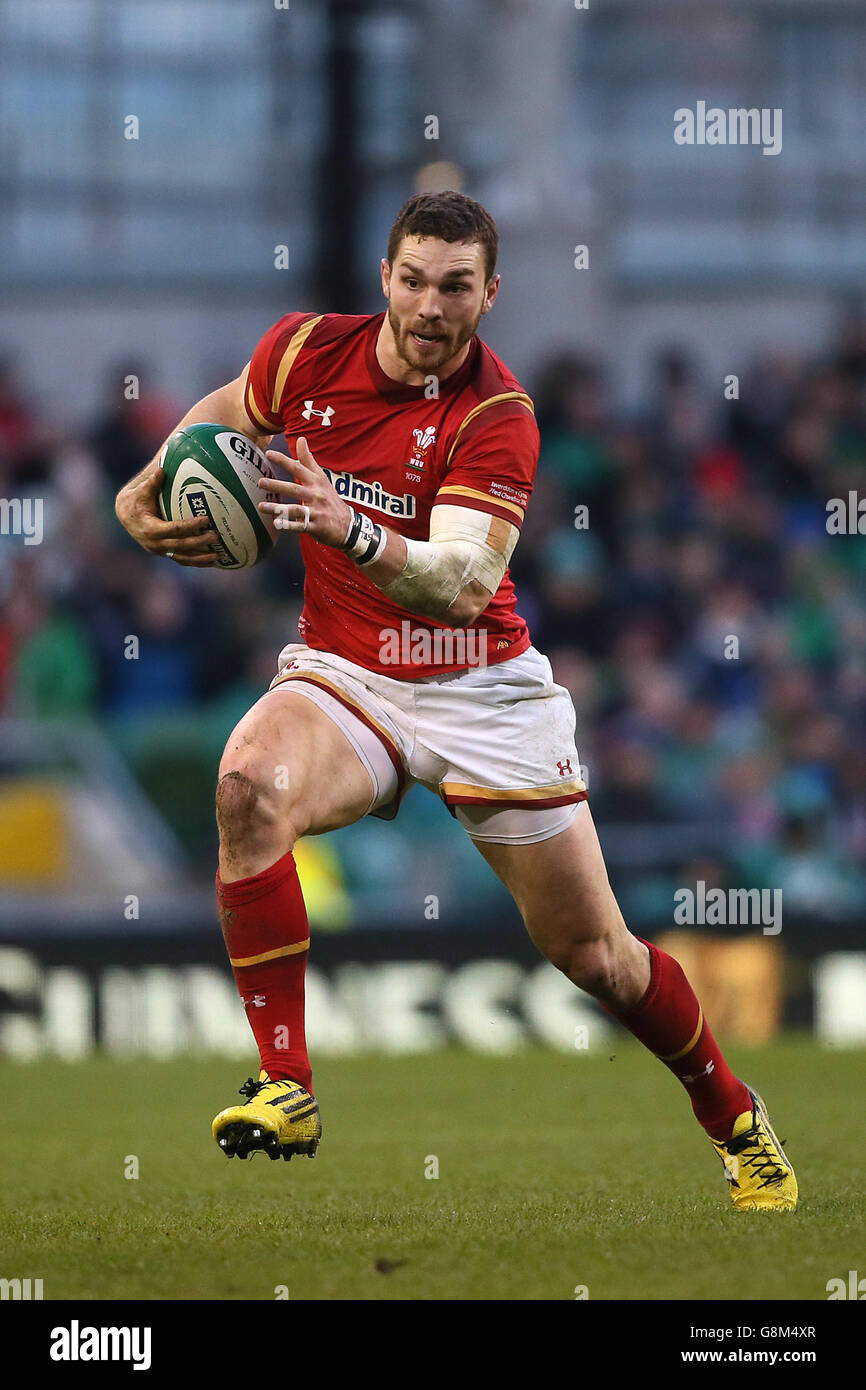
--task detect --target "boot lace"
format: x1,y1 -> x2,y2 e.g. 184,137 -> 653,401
727,1124 -> 788,1189
238,1076 -> 267,1101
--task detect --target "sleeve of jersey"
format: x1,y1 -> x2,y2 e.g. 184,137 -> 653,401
243,311 -> 324,434
434,399 -> 539,532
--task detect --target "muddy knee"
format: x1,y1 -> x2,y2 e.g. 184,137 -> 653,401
216,768 -> 282,847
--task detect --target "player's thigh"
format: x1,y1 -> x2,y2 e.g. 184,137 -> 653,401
472,803 -> 627,960
218,686 -> 375,839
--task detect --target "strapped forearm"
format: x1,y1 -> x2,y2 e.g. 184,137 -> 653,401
341,503 -> 519,623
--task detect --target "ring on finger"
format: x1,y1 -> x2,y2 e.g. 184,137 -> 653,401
274,503 -> 310,532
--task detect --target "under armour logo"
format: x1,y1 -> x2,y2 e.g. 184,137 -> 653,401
556,759 -> 573,777
302,400 -> 335,426
682,1059 -> 715,1084
243,994 -> 267,1009
412,425 -> 437,451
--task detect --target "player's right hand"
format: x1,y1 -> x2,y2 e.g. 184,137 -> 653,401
115,464 -> 221,567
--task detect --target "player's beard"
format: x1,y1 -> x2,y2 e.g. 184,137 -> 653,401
387,302 -> 481,375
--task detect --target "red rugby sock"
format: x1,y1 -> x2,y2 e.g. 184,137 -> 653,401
605,937 -> 751,1142
215,850 -> 313,1095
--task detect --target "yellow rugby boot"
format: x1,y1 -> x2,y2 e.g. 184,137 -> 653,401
212,1071 -> 321,1161
710,1086 -> 797,1211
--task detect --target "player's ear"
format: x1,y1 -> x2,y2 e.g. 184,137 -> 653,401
481,274 -> 501,314
381,258 -> 392,298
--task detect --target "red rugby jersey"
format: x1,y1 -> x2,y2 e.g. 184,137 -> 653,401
244,310 -> 539,678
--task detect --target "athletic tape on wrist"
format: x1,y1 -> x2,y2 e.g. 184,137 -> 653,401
341,508 -> 384,565
356,524 -> 387,567
341,508 -> 363,552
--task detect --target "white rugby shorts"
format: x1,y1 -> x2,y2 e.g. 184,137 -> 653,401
266,643 -> 587,845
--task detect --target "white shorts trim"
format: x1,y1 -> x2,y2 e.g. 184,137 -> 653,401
454,799 -> 584,845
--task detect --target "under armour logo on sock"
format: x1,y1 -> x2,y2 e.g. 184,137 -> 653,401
681,1059 -> 714,1084
243,994 -> 267,1009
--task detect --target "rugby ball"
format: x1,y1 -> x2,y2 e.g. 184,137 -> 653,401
158,423 -> 277,569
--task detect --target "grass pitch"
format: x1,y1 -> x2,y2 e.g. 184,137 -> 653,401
1,1037 -> 861,1301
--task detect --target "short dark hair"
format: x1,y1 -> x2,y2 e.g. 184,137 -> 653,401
387,191 -> 499,282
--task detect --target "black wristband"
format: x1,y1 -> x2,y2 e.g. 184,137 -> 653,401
340,508 -> 363,553
355,522 -> 385,566
340,507 -> 386,566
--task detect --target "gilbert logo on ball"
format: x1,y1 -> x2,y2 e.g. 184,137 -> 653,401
158,422 -> 277,569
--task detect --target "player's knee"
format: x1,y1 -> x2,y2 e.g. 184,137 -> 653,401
216,769 -> 258,833
216,767 -> 285,846
551,936 -> 619,999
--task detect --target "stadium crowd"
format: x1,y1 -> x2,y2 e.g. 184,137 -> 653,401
1,317 -> 864,925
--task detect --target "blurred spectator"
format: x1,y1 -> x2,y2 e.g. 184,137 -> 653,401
0,355 -> 57,490
88,360 -> 182,493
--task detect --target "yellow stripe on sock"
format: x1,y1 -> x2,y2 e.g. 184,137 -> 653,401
230,938 -> 310,968
658,1007 -> 703,1062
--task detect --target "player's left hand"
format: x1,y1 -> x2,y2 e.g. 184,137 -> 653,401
257,437 -> 353,548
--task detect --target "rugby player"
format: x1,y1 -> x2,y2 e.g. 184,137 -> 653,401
115,192 -> 797,1210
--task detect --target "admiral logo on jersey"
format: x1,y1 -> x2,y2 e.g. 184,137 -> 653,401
320,467 -> 417,519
